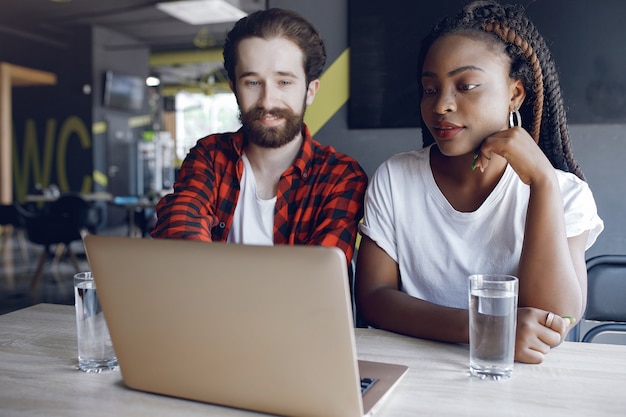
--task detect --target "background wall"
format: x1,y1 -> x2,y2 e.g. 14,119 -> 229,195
349,0 -> 626,128
91,26 -> 151,226
272,0 -> 626,259
1,22 -> 150,229
4,26 -> 93,203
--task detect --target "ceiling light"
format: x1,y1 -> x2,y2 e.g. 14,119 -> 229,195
156,0 -> 247,25
146,76 -> 161,87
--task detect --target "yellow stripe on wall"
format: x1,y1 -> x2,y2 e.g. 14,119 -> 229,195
150,49 -> 223,67
92,121 -> 107,135
93,170 -> 108,187
305,48 -> 350,136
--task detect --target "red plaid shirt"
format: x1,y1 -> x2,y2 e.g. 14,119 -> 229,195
151,125 -> 367,264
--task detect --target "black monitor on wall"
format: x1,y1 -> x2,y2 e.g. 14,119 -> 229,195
103,71 -> 145,112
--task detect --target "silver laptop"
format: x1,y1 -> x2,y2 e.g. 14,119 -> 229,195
84,235 -> 407,417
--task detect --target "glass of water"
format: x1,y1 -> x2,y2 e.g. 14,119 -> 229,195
468,274 -> 518,380
74,272 -> 118,373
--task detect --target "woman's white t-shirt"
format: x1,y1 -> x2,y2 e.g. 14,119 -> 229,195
360,145 -> 604,309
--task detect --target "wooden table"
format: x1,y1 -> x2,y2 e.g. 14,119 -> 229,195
1,304 -> 625,416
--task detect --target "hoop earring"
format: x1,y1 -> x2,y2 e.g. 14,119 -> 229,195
509,109 -> 522,128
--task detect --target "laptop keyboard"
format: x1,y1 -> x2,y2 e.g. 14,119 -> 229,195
360,377 -> 377,395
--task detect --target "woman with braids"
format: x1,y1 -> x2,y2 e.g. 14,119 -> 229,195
355,0 -> 603,364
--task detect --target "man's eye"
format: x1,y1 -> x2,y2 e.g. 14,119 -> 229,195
423,88 -> 436,95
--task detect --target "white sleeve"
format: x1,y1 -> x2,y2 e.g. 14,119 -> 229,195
359,161 -> 399,263
559,172 -> 604,250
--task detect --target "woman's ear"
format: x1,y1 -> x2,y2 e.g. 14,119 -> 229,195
510,79 -> 526,110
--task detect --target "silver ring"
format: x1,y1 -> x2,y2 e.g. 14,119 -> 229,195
545,312 -> 555,328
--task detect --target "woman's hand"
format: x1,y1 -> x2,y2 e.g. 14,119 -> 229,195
515,307 -> 574,364
474,126 -> 554,186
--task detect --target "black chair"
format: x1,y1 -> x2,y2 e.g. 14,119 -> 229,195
0,203 -> 29,261
570,255 -> 626,343
15,194 -> 92,291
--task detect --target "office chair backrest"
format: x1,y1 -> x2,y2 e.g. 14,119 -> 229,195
581,255 -> 626,342
585,255 -> 626,322
14,194 -> 91,245
50,194 -> 90,229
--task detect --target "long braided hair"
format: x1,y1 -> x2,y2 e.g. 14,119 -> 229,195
417,0 -> 585,180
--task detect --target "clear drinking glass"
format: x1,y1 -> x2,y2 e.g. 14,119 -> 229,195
468,274 -> 518,380
74,272 -> 118,373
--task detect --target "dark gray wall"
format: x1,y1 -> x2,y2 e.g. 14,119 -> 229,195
2,25 -> 93,202
91,26 -> 150,226
348,0 -> 626,128
569,125 -> 625,258
272,0 -> 626,259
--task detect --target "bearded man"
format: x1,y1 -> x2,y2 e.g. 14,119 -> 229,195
151,8 -> 367,266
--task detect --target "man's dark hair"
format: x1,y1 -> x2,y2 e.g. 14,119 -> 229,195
223,8 -> 327,86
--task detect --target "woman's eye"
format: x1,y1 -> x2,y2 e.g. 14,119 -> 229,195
423,88 -> 436,95
459,83 -> 479,91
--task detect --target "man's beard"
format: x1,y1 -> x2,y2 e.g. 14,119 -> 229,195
239,105 -> 305,149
